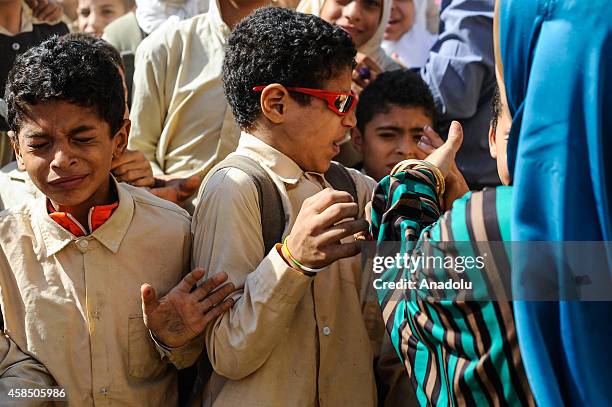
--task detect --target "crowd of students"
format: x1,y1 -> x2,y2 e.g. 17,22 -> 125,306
0,0 -> 611,406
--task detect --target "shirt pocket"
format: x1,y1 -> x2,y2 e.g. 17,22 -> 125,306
128,314 -> 168,380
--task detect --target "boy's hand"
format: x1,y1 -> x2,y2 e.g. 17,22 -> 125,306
25,0 -> 63,21
417,122 -> 469,209
286,188 -> 369,269
150,175 -> 202,205
141,269 -> 235,348
352,53 -> 382,92
111,148 -> 155,187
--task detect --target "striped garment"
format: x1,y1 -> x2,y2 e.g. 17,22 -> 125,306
370,168 -> 534,406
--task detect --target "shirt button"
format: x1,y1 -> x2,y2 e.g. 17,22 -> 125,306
77,239 -> 89,248
100,387 -> 108,396
322,326 -> 331,336
12,42 -> 20,51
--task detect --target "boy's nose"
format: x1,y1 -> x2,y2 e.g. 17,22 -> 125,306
84,14 -> 102,36
397,136 -> 416,158
342,110 -> 357,128
51,147 -> 78,169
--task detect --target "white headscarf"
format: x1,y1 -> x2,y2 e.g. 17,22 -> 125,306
381,0 -> 435,68
135,0 -> 209,34
297,0 -> 399,71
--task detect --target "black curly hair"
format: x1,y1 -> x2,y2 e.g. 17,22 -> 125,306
356,69 -> 436,134
222,7 -> 357,129
60,33 -> 125,73
491,83 -> 501,132
5,35 -> 125,139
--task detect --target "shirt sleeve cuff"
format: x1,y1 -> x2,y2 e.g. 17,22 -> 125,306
248,245 -> 314,307
150,331 -> 205,369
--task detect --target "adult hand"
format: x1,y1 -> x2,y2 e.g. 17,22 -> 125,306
111,148 -> 155,187
352,53 -> 382,92
285,189 -> 369,269
417,121 -> 469,209
25,0 -> 63,21
150,175 -> 202,205
141,269 -> 235,348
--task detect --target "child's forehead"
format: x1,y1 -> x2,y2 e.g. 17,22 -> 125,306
17,101 -> 109,136
370,104 -> 433,126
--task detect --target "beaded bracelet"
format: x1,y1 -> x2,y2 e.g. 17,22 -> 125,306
281,237 -> 326,275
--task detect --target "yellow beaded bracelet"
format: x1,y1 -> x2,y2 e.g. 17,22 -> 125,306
282,237 -> 326,274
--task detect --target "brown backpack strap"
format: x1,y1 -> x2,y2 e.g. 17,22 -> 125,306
215,155 -> 286,255
324,161 -> 358,204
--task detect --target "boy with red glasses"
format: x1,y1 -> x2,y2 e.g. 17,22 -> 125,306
142,7 -> 387,406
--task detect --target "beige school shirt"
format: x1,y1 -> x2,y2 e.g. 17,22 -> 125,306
0,179 -> 197,406
191,132 -> 379,406
128,0 -> 240,179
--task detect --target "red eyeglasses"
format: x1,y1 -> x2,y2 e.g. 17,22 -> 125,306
252,85 -> 358,117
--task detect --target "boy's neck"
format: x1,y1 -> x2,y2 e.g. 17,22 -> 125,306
49,177 -> 118,228
250,128 -> 298,164
0,1 -> 23,35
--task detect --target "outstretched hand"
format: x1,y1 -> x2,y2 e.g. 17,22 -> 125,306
141,269 -> 235,348
417,121 -> 469,209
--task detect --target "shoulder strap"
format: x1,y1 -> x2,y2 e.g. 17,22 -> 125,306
212,158 -> 357,255
215,155 -> 285,255
324,162 -> 358,203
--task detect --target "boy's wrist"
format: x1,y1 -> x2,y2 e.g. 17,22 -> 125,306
275,243 -> 318,277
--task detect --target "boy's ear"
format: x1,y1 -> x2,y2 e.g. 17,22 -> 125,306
112,119 -> 130,159
351,127 -> 364,153
488,125 -> 497,159
10,131 -> 26,171
260,84 -> 289,125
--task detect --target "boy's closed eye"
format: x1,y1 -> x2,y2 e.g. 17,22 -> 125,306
74,136 -> 96,144
377,131 -> 399,139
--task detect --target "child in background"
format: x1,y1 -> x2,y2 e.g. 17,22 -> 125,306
352,69 -> 436,181
298,0 -> 401,88
77,0 -> 134,36
382,0 -> 436,68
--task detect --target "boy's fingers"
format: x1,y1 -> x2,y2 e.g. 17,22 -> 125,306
307,189 -> 354,213
129,176 -> 156,188
176,268 -> 206,293
326,241 -> 362,262
191,272 -> 229,299
201,298 -> 234,326
198,283 -> 235,314
318,218 -> 368,243
417,139 -> 436,154
317,202 -> 359,228
140,283 -> 158,315
112,161 -> 145,176
423,126 -> 444,148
